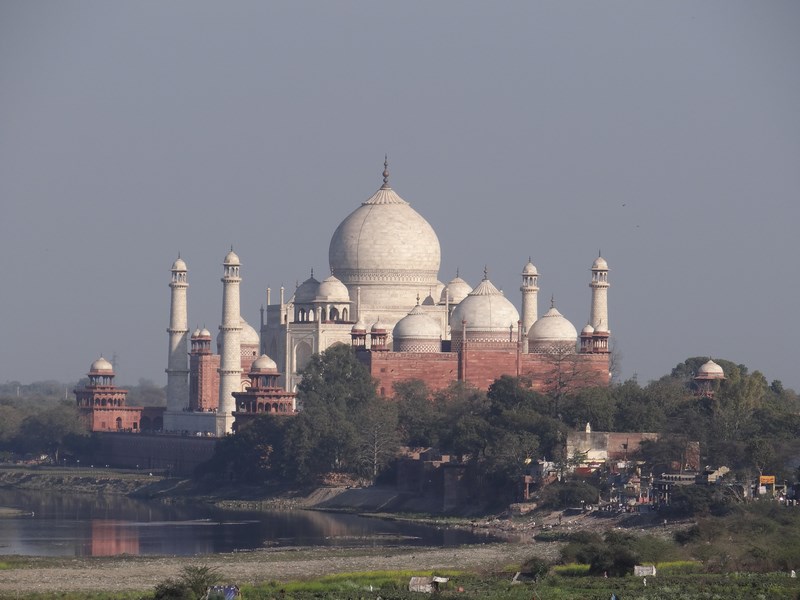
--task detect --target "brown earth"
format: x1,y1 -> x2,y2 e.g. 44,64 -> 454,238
0,543 -> 544,594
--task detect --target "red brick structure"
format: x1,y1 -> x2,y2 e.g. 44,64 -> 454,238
232,354 -> 296,431
74,357 -> 164,432
358,343 -> 610,396
189,329 -> 220,411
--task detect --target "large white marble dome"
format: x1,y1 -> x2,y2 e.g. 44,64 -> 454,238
329,168 -> 441,309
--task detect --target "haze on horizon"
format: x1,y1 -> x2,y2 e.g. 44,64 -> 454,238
1,2 -> 798,390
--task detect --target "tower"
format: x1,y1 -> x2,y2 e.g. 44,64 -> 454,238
520,258 -> 539,352
589,254 -> 610,332
218,248 -> 242,433
165,256 -> 189,414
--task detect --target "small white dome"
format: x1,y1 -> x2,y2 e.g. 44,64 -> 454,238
450,276 -> 520,333
199,328 -> 212,338
440,274 -> 472,304
192,328 -> 201,338
171,257 -> 187,271
90,357 -> 114,373
529,306 -> 578,352
251,354 -> 278,372
523,260 -> 538,275
351,316 -> 367,333
592,256 -> 608,270
697,359 -> 725,379
294,275 -> 320,304
224,249 -> 240,265
581,324 -> 595,335
393,305 -> 442,339
371,317 -> 387,333
315,275 -> 350,303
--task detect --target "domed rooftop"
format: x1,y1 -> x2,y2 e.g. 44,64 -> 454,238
315,275 -> 350,303
581,323 -> 595,335
351,315 -> 367,333
216,317 -> 260,350
191,328 -> 201,338
171,256 -> 187,271
90,357 -> 114,373
371,317 -> 387,333
329,162 -> 441,291
393,305 -> 442,340
696,359 -> 725,379
251,354 -> 278,372
529,305 -> 578,344
440,272 -> 473,304
592,255 -> 608,270
241,318 -> 260,346
199,328 -> 212,338
224,249 -> 240,265
523,260 -> 538,275
294,273 -> 320,304
450,273 -> 520,333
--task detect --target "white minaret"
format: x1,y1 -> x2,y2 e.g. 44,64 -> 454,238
218,248 -> 242,433
520,258 -> 539,340
589,253 -> 610,332
165,256 -> 189,414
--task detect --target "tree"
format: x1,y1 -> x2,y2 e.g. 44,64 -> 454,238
15,403 -> 86,463
356,398 -> 400,481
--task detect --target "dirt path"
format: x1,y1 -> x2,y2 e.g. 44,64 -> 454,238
0,542 -> 553,594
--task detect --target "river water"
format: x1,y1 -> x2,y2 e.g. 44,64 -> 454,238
0,489 -> 497,557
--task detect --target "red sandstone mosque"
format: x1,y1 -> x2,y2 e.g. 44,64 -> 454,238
78,161 -> 614,436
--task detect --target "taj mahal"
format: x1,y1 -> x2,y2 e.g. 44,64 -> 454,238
77,161 -> 611,437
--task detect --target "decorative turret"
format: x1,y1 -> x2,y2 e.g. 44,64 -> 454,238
218,248 -> 242,433
694,359 -> 725,398
166,256 -> 189,414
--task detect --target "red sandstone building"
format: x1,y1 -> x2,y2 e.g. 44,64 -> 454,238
74,358 -> 164,432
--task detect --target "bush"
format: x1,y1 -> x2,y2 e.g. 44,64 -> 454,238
539,481 -> 600,509
519,556 -> 550,581
153,565 -> 223,600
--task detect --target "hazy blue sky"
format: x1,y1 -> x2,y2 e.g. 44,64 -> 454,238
2,2 -> 798,389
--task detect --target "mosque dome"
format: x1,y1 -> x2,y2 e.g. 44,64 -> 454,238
90,357 -> 114,373
328,165 -> 441,307
251,354 -> 278,372
592,256 -> 608,270
523,260 -> 538,275
697,359 -> 725,379
581,324 -> 595,335
371,317 -> 387,333
529,306 -> 578,353
393,305 -> 442,340
294,274 -> 320,304
216,318 -> 260,352
315,275 -> 350,303
440,273 -> 473,305
224,249 -> 240,265
450,275 -> 520,336
191,328 -> 202,339
199,328 -> 212,338
240,318 -> 260,346
171,257 -> 187,271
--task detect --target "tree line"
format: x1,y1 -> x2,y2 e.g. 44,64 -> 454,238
199,345 -> 800,506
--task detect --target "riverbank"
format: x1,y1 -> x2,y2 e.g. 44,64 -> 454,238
0,542 -> 538,595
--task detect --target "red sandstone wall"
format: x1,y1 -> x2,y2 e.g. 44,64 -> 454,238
95,433 -> 218,476
361,349 -> 610,396
363,352 -> 459,395
89,407 -> 142,432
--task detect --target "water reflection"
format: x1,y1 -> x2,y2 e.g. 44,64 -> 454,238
0,489 -> 497,556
